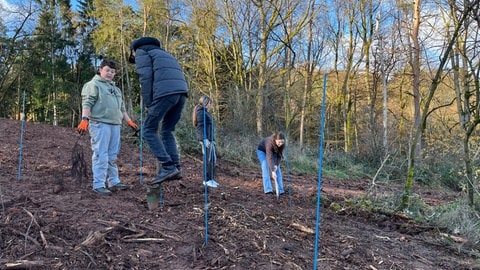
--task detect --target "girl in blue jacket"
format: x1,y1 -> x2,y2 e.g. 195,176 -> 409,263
193,95 -> 218,188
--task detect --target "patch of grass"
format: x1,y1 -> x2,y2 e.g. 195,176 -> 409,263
275,143 -> 375,179
431,200 -> 480,248
215,131 -> 258,168
347,192 -> 433,222
175,117 -> 201,155
322,151 -> 372,179
287,150 -> 319,175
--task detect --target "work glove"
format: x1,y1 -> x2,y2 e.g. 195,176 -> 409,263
127,120 -> 139,131
77,117 -> 89,135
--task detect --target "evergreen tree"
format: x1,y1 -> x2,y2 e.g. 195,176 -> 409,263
27,0 -> 75,125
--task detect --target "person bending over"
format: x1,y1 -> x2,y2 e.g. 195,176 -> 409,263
256,131 -> 286,196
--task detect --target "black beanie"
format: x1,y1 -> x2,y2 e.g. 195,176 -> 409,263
128,37 -> 161,64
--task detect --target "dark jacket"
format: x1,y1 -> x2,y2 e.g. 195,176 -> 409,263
257,137 -> 283,171
195,106 -> 214,142
132,38 -> 188,107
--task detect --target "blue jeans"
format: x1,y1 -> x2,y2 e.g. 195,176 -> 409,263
89,121 -> 122,190
201,141 -> 216,180
256,149 -> 284,194
143,94 -> 186,164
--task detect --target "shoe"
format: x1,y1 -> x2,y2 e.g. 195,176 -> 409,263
265,191 -> 273,195
93,187 -> 112,196
110,182 -> 128,190
203,179 -> 219,188
171,165 -> 183,180
157,162 -> 183,178
152,165 -> 180,185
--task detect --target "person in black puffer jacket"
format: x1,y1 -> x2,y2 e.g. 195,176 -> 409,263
129,37 -> 188,185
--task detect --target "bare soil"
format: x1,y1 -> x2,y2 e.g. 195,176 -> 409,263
0,118 -> 478,269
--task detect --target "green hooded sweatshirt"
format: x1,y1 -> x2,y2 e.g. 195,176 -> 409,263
81,74 -> 126,125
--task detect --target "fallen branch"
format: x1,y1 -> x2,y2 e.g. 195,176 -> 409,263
122,237 -> 165,243
4,260 -> 45,269
76,221 -> 165,249
135,223 -> 183,242
22,208 -> 40,227
439,233 -> 466,243
289,223 -> 314,234
79,250 -> 97,267
8,228 -> 40,247
74,228 -> 114,250
39,231 -> 48,248
367,154 -> 390,194
97,220 -> 147,238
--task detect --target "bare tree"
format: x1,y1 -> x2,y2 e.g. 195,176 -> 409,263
0,2 -> 36,118
298,1 -> 327,148
399,0 -> 476,210
449,0 -> 480,205
251,0 -> 310,136
92,0 -> 136,114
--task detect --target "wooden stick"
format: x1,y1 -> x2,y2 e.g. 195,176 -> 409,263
121,238 -> 165,243
289,222 -> 314,234
5,260 -> 45,269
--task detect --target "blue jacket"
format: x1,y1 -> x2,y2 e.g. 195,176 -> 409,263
132,39 -> 188,107
195,105 -> 214,142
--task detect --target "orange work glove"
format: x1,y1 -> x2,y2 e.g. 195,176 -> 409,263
77,117 -> 89,135
127,119 -> 139,131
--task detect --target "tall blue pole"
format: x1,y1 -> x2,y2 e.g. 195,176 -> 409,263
139,99 -> 143,185
284,132 -> 293,207
17,90 -> 26,181
202,101 -> 209,246
313,74 -> 327,269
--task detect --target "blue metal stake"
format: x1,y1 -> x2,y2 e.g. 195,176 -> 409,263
284,132 -> 293,207
17,90 -> 26,181
313,74 -> 327,270
202,102 -> 209,246
139,99 -> 143,185
159,186 -> 163,207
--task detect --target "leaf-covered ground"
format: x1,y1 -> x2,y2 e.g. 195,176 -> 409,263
0,118 -> 478,269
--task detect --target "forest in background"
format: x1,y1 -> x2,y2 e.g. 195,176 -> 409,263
1,0 -> 480,210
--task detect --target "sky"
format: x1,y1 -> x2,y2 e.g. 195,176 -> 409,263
70,0 -> 138,11
0,0 -> 17,23
0,0 -> 139,24
0,0 -> 138,13
0,0 -> 12,12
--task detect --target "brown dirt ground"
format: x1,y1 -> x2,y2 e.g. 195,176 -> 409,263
0,117 -> 479,270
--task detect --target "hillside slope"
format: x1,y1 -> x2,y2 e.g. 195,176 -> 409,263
0,118 -> 476,269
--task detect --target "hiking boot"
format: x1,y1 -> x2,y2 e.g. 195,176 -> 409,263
203,179 -> 219,188
110,182 -> 128,190
152,165 -> 180,185
93,187 -> 112,196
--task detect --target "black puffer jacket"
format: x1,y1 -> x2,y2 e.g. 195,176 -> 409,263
131,37 -> 188,107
